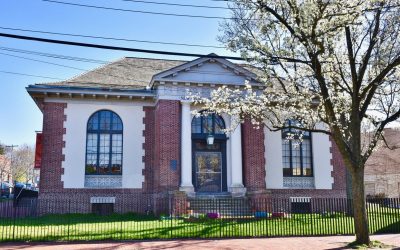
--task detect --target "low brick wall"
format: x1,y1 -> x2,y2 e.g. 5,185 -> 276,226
37,191 -> 188,216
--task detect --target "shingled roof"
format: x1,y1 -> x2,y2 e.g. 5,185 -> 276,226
34,56 -> 264,90
38,57 -> 186,89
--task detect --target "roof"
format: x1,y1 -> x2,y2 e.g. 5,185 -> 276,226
33,56 -> 264,90
39,57 -> 186,89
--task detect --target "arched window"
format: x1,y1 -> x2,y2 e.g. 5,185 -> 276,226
191,112 -> 225,136
282,120 -> 313,177
85,110 -> 123,175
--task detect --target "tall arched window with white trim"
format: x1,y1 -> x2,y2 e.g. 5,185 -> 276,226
282,120 -> 313,177
85,110 -> 123,175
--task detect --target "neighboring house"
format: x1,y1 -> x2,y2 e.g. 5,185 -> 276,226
0,155 -> 11,184
26,54 -> 347,213
365,128 -> 400,198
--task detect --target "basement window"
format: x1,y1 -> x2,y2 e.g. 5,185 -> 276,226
90,197 -> 115,216
92,203 -> 114,216
290,197 -> 311,214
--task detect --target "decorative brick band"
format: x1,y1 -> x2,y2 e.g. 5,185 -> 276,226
242,120 -> 266,192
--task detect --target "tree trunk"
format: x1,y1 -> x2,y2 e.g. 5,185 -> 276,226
351,167 -> 370,245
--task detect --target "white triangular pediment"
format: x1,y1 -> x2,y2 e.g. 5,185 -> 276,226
151,54 -> 260,86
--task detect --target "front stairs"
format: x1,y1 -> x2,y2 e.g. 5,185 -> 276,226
187,196 -> 252,217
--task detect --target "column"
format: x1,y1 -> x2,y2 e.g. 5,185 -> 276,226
229,118 -> 247,197
179,101 -> 194,195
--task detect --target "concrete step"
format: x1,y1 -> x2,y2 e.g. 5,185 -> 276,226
187,198 -> 252,216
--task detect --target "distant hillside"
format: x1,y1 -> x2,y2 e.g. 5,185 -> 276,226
365,128 -> 400,175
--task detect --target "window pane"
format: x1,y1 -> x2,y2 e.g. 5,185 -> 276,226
99,154 -> 109,173
302,139 -> 312,176
291,144 -> 301,176
112,134 -> 123,154
214,115 -> 225,134
282,140 -> 291,176
111,154 -> 122,174
192,116 -> 202,133
303,166 -> 312,176
111,113 -> 123,131
99,111 -> 111,130
302,140 -> 311,157
283,168 -> 292,176
85,154 -> 97,174
86,133 -> 98,154
203,116 -> 213,134
99,134 -> 110,153
87,112 -> 99,130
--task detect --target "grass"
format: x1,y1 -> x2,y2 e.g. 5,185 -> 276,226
0,210 -> 399,242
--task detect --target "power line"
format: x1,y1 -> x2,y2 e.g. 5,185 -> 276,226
0,32 -> 245,60
193,0 -> 230,2
0,46 -> 109,64
0,51 -> 150,83
0,46 -> 256,77
0,26 -> 225,49
42,0 -> 234,20
120,0 -> 232,9
0,51 -> 98,72
0,70 -> 64,80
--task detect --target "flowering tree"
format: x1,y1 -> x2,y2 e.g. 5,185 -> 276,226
193,0 -> 400,245
11,145 -> 35,183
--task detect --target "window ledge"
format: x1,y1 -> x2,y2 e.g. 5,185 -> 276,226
85,175 -> 122,188
283,177 -> 315,189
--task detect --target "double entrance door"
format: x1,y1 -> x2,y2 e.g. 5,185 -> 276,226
192,139 -> 227,193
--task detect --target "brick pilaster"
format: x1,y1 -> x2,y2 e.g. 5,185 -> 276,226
39,102 -> 67,194
330,137 -> 347,191
242,120 -> 266,192
154,100 -> 181,192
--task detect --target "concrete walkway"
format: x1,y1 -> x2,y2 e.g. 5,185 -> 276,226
1,234 -> 399,250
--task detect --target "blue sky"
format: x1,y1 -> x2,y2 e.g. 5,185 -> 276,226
0,0 -> 236,146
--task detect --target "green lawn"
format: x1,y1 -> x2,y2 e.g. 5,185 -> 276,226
0,211 -> 399,242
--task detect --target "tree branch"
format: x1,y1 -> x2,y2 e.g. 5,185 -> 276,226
359,56 -> 400,116
357,8 -> 381,86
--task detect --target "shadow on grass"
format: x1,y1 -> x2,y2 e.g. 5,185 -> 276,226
1,221 -> 224,242
0,212 -> 158,226
373,220 -> 400,234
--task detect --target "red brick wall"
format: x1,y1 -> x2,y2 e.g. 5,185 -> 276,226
264,189 -> 347,199
39,102 -> 67,193
38,99 -> 347,214
142,106 -> 155,193
330,136 -> 347,191
38,190 -> 163,215
242,120 -> 266,192
37,100 -> 185,215
154,100 -> 181,192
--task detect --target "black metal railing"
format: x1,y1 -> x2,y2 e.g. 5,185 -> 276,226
0,196 -> 399,242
